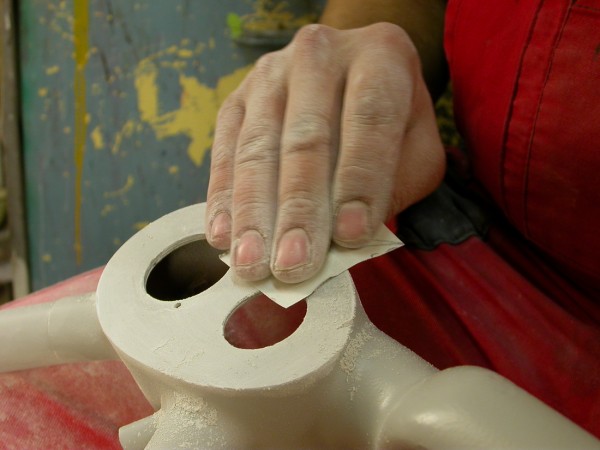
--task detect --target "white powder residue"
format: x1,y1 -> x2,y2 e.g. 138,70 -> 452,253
150,391 -> 225,448
339,322 -> 377,401
340,323 -> 375,376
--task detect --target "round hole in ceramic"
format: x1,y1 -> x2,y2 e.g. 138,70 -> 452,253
224,293 -> 307,349
146,238 -> 228,301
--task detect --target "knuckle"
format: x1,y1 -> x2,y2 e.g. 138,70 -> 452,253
348,93 -> 402,127
253,51 -> 279,76
357,24 -> 421,83
217,94 -> 244,123
336,164 -> 391,202
367,22 -> 417,57
210,143 -> 232,170
345,92 -> 406,134
246,51 -> 286,89
346,74 -> 411,130
207,163 -> 232,196
236,124 -> 278,164
292,24 -> 334,56
278,195 -> 328,224
283,116 -> 331,155
207,184 -> 232,204
231,199 -> 274,230
233,198 -> 270,215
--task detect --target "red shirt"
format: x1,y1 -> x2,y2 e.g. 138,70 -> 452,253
445,0 -> 600,290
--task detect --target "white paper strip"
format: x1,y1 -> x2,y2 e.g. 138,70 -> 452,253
220,224 -> 403,308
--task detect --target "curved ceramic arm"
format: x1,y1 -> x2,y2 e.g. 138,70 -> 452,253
0,293 -> 117,372
378,365 -> 600,449
119,414 -> 158,450
315,321 -> 600,449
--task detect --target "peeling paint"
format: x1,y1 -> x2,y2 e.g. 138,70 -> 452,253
177,49 -> 193,58
135,56 -> 252,166
91,126 -> 104,149
111,120 -> 138,155
133,221 -> 149,231
101,204 -> 115,216
104,175 -> 135,198
46,65 -> 60,75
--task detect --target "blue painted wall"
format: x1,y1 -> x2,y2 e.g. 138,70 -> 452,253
19,0 -> 322,290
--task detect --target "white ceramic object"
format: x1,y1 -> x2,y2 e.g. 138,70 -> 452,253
0,203 -> 598,449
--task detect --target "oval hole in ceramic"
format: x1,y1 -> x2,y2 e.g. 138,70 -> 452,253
225,293 -> 307,349
146,238 -> 228,301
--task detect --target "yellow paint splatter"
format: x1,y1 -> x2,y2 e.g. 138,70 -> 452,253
100,204 -> 115,216
134,58 -> 252,166
73,0 -> 89,265
135,60 -> 158,121
63,126 -> 71,134
178,49 -> 193,58
112,119 -> 137,154
46,65 -> 60,75
91,126 -> 105,149
42,254 -> 52,263
160,60 -> 188,70
133,221 -> 150,231
113,238 -> 122,246
38,88 -> 49,97
46,2 -> 74,43
104,175 -> 135,198
168,165 -> 179,175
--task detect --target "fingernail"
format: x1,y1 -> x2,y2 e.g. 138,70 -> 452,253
275,228 -> 311,271
210,212 -> 231,242
233,230 -> 266,267
335,201 -> 370,244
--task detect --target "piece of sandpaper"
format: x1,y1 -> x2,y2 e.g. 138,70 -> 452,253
220,225 -> 403,308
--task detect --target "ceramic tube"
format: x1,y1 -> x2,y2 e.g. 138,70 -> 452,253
0,293 -> 117,373
119,414 -> 157,450
378,366 -> 600,449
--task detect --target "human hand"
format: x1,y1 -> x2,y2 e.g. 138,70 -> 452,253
206,23 -> 445,283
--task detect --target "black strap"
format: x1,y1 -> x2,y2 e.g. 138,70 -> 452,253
396,180 -> 490,250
